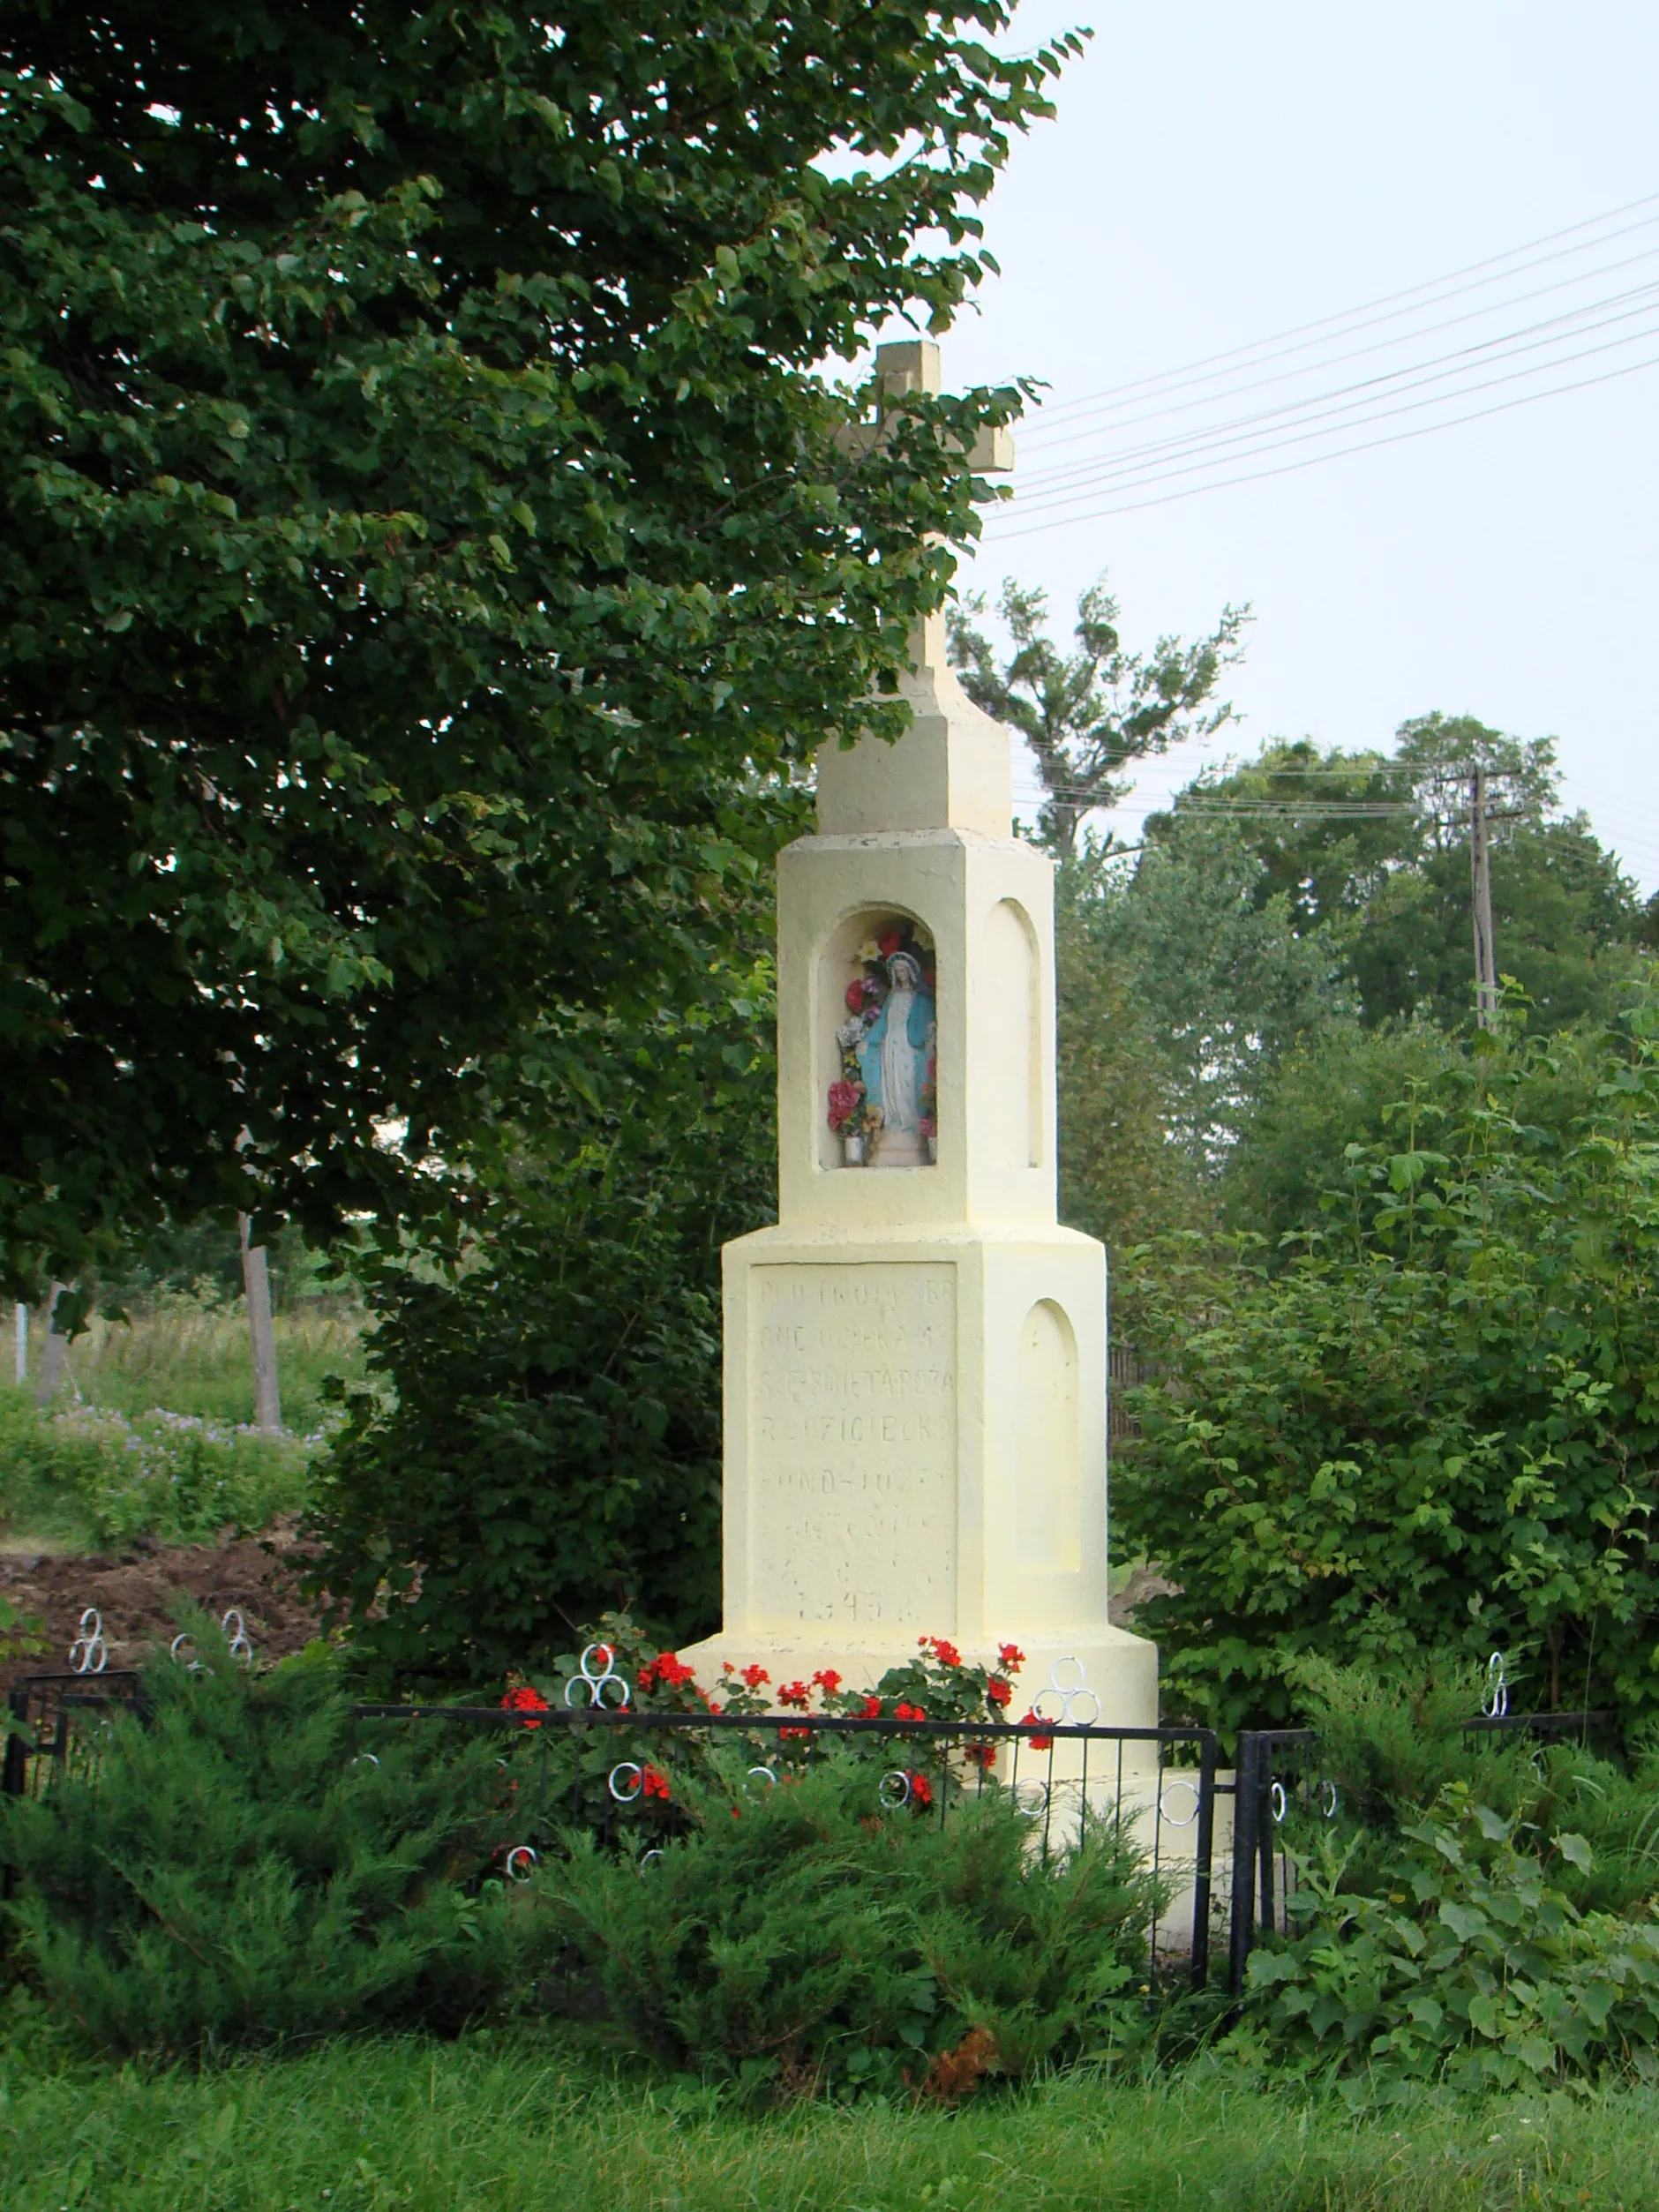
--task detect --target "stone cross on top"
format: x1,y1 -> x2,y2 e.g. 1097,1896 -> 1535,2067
819,339 -> 1016,840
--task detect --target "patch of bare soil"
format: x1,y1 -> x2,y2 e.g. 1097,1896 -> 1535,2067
0,1518 -> 325,1695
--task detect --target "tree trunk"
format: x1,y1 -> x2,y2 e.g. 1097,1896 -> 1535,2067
239,1217 -> 283,1433
34,1283 -> 68,1407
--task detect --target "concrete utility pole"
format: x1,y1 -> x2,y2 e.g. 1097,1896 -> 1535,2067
1470,761 -> 1498,1028
34,1283 -> 69,1407
239,1215 -> 283,1433
14,1301 -> 26,1385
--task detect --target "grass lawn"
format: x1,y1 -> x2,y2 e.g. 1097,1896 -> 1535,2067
2,2024 -> 1656,2211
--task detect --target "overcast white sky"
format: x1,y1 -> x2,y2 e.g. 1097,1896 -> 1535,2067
916,1 -> 1659,890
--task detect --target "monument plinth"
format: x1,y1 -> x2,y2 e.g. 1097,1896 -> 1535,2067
682,342 -> 1156,1728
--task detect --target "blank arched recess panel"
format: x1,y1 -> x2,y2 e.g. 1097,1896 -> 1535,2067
977,898 -> 1040,1169
1017,1299 -> 1080,1575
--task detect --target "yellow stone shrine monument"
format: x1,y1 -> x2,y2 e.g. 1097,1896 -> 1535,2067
683,341 -> 1156,1729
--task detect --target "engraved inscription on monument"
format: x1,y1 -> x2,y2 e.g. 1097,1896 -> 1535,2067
749,1263 -> 957,1627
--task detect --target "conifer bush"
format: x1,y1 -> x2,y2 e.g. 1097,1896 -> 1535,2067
548,1756 -> 1158,2098
1,1622 -> 540,2055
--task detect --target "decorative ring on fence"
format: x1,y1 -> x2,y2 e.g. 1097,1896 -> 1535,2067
1482,1652 -> 1509,1720
68,1608 -> 108,1676
1159,1777 -> 1202,1829
879,1769 -> 912,1809
221,1608 -> 255,1667
745,1766 -> 777,1793
350,1753 -> 381,1772
1318,1779 -> 1340,1820
608,1762 -> 644,1804
1031,1656 -> 1100,1729
1270,1781 -> 1288,1825
1012,1779 -> 1050,1818
504,1846 -> 538,1883
169,1632 -> 202,1673
565,1643 -> 632,1710
639,1849 -> 664,1874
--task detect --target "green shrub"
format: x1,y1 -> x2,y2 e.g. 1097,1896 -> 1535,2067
1296,1655 -> 1659,1921
1,1623 -> 539,2055
1115,1001 -> 1659,1734
1236,1790 -> 1659,2096
0,1383 -> 315,1547
548,1753 -> 1157,2098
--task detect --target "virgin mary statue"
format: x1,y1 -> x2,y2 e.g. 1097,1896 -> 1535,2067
857,950 -> 936,1167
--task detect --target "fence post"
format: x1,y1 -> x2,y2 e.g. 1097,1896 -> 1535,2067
1190,1728 -> 1217,1990
1227,1731 -> 1262,1994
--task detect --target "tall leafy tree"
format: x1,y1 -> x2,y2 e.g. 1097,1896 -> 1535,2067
0,3 -> 1077,1294
1191,718 -> 1646,1029
947,573 -> 1248,859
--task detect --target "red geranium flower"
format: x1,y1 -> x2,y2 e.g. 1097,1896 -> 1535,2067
642,1765 -> 671,1801
858,1695 -> 882,1720
965,1742 -> 998,1770
920,1635 -> 962,1668
1020,1709 -> 1055,1753
640,1652 -> 695,1692
998,1644 -> 1026,1672
895,1700 -> 927,1723
907,1770 -> 934,1808
878,930 -> 902,956
812,1668 -> 843,1695
778,1680 -> 810,1709
986,1677 -> 1012,1709
500,1683 -> 549,1730
740,1663 -> 769,1690
778,1724 -> 810,1742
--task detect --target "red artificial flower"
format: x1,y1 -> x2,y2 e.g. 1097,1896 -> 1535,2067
500,1683 -> 549,1730
827,1079 -> 860,1131
878,930 -> 902,956
894,1700 -> 927,1723
845,978 -> 868,1012
907,1769 -> 934,1809
642,1765 -> 671,1801
1020,1709 -> 1055,1753
998,1644 -> 1026,1672
740,1663 -> 770,1690
986,1677 -> 1012,1709
812,1668 -> 843,1695
858,1695 -> 882,1720
778,1680 -> 810,1709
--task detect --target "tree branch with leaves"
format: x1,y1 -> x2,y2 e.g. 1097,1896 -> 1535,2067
947,574 -> 1250,859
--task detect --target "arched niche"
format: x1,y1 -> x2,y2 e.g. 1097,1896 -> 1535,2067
815,906 -> 938,1172
976,898 -> 1040,1169
1016,1299 -> 1081,1575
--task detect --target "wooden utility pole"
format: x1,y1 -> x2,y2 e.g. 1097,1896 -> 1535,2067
1469,761 -> 1498,1027
239,1216 -> 283,1433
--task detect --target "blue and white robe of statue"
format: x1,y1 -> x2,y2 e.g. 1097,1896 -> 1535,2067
857,982 -> 935,1131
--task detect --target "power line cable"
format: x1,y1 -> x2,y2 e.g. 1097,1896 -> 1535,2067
1017,278 -> 1659,491
1019,230 -> 1659,457
984,342 -> 1659,538
1010,293 -> 1659,515
1017,188 -> 1659,431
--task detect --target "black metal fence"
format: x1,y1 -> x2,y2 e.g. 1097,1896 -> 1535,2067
349,1702 -> 1221,1991
4,1640 -> 1622,2000
1225,1706 -> 1620,1992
